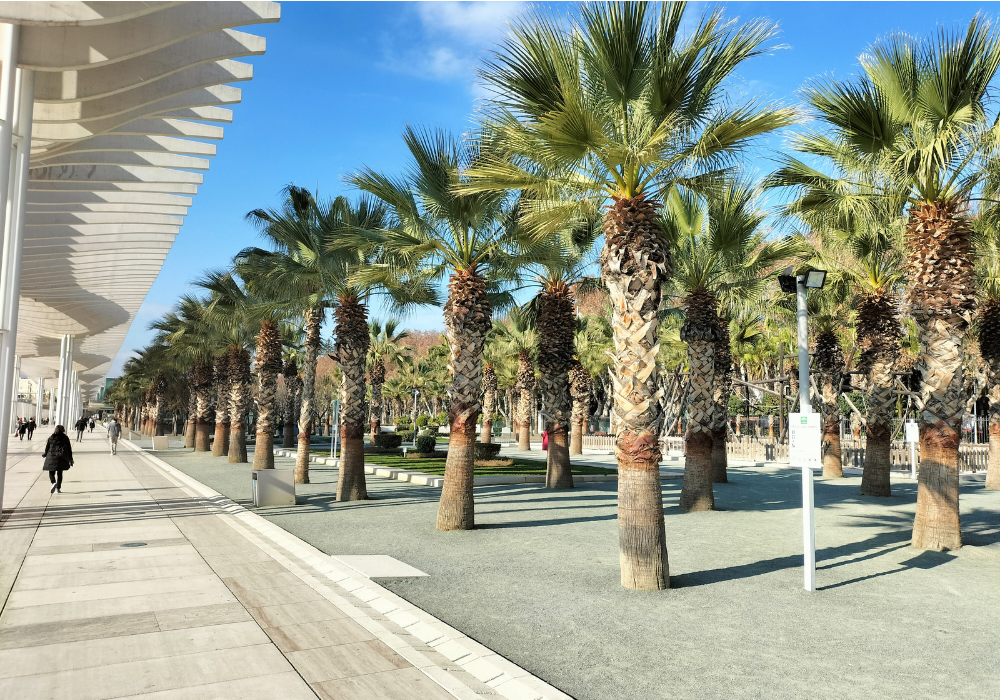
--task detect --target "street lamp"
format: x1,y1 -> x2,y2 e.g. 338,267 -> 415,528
778,265 -> 826,593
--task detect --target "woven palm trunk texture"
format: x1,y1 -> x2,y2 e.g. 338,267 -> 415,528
295,307 -> 323,485
601,195 -> 670,590
335,299 -> 370,501
569,362 -> 591,456
907,203 -> 976,551
539,284 -> 575,489
436,268 -> 491,531
253,321 -> 282,470
480,363 -> 497,444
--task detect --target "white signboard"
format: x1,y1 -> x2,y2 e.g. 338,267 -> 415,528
789,412 -> 822,469
904,422 -> 919,444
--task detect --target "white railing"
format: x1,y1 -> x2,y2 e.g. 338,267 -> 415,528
841,439 -> 990,473
582,435 -> 615,450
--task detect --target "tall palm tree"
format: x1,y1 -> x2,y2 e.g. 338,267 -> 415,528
367,318 -> 412,439
569,359 -> 592,455
490,306 -> 538,451
662,180 -> 801,510
465,1 -> 794,588
779,20 -> 1000,547
349,126 -> 529,530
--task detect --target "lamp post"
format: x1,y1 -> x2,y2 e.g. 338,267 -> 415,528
778,267 -> 826,592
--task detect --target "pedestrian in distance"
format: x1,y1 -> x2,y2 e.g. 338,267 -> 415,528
42,425 -> 73,494
74,416 -> 87,442
107,417 -> 121,456
88,417 -> 95,433
13,417 -> 21,436
26,418 -> 35,440
17,420 -> 27,441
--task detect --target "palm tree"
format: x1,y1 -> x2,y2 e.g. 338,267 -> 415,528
662,180 -> 801,510
569,360 -> 592,455
349,126 -> 529,530
196,270 -> 266,463
490,307 -> 537,451
466,1 -> 794,588
777,20 -> 1000,547
367,318 -> 412,439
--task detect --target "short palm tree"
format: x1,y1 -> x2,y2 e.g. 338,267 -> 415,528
661,180 -> 801,510
775,20 -> 1000,547
349,126 -> 529,530
490,306 -> 537,451
367,318 -> 412,438
465,1 -> 795,588
974,212 -> 1000,489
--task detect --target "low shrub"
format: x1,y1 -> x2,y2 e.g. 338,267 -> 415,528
419,427 -> 437,438
415,435 -> 437,453
396,430 -> 415,443
474,442 -> 502,459
394,417 -> 413,429
373,433 -> 402,449
416,414 -> 430,428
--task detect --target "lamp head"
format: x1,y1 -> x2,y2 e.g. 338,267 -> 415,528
777,265 -> 797,294
805,269 -> 827,289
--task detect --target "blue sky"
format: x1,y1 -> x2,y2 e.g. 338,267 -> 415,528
108,1 -> 990,375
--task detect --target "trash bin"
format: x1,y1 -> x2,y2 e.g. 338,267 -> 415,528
251,469 -> 296,507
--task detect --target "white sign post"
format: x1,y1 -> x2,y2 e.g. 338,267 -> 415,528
789,412 -> 822,592
905,421 -> 919,480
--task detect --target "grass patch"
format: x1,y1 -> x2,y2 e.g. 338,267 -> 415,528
363,454 -> 616,477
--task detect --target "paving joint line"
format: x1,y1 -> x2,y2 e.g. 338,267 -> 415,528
124,439 -> 574,700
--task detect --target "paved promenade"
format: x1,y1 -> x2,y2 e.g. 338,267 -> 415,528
0,432 -> 568,700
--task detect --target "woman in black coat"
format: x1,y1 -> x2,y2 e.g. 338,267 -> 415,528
42,425 -> 74,494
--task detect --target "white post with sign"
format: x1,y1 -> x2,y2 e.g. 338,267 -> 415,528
905,421 -> 919,479
790,412 -> 822,592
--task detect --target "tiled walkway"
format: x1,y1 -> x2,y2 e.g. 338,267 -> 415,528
0,432 -> 569,700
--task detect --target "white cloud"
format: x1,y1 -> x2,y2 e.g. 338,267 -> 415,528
379,2 -> 526,86
416,2 -> 525,44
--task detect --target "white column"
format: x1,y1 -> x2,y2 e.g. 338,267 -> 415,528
0,28 -> 27,508
70,371 -> 79,425
796,276 -> 816,593
34,377 -> 42,425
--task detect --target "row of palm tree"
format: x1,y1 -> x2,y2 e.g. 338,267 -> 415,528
106,2 -> 1000,592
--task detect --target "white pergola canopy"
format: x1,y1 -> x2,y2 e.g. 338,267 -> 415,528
0,1 -> 278,388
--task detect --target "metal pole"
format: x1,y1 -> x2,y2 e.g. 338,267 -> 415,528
796,276 -> 816,593
34,377 -> 42,426
412,389 -> 418,447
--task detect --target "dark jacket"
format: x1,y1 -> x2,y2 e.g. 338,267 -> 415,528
75,418 -> 87,431
42,432 -> 73,471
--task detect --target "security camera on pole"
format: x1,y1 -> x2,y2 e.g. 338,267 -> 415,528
778,266 -> 826,592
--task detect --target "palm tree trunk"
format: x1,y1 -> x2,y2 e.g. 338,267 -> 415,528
820,374 -> 843,478
680,331 -> 716,512
436,267 -> 491,531
212,375 -> 230,457
569,362 -> 590,456
369,361 -> 385,440
539,283 -> 575,489
602,195 -> 670,590
335,298 -> 370,501
480,363 -> 497,444
154,397 -> 165,437
907,202 -> 976,551
516,350 -> 533,451
281,360 -> 297,449
861,364 -> 894,496
253,321 -> 282,470
228,347 -> 251,464
184,384 -> 195,448
193,361 -> 213,452
295,307 -> 322,484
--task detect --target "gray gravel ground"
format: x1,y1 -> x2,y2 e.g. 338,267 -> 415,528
153,444 -> 1000,700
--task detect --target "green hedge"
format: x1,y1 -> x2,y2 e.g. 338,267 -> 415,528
474,442 -> 502,459
396,430 -> 415,443
373,433 -> 403,449
415,435 -> 437,454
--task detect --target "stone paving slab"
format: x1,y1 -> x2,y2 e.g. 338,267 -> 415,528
0,432 -> 573,700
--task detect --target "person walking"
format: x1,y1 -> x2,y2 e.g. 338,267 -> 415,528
107,417 -> 121,455
42,425 -> 73,494
17,420 -> 27,441
74,416 -> 87,442
26,418 -> 35,440
88,417 -> 95,433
